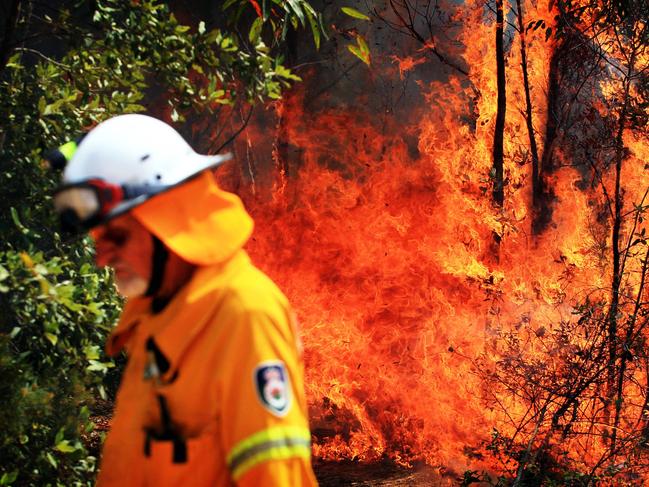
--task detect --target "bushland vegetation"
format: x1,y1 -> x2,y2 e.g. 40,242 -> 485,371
0,1 -> 321,484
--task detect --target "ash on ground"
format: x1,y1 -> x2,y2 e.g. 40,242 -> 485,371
314,461 -> 453,486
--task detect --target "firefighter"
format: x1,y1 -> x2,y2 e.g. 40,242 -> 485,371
50,114 -> 318,486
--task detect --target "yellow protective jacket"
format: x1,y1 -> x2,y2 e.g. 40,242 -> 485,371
95,172 -> 318,486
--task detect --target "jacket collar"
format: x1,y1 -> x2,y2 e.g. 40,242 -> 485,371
106,251 -> 250,379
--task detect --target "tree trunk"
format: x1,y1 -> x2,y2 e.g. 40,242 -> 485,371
608,59 -> 634,452
534,40 -> 563,233
515,0 -> 541,232
276,27 -> 299,189
492,0 -> 506,209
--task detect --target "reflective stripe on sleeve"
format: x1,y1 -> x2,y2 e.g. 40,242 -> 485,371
226,425 -> 312,480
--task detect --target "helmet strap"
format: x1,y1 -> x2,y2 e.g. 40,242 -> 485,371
145,235 -> 168,299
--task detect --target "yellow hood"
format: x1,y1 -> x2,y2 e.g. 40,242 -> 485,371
132,171 -> 253,266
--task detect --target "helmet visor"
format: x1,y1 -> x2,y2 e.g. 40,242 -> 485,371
53,179 -> 168,233
53,185 -> 101,223
53,179 -> 127,233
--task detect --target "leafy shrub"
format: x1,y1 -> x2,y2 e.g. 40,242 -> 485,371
0,251 -> 120,486
0,0 -> 321,484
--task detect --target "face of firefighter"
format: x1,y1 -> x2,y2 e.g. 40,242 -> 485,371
92,214 -> 153,298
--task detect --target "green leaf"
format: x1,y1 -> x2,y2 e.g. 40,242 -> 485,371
34,263 -> 49,276
80,405 -> 90,418
54,428 -> 65,445
348,35 -> 370,65
44,332 -> 58,346
55,440 -> 76,453
6,52 -> 22,69
285,0 -> 305,26
356,35 -> 370,61
275,65 -> 301,81
249,17 -> 263,44
42,99 -> 63,116
86,301 -> 105,317
0,470 -> 18,485
87,359 -> 115,372
305,7 -> 321,49
348,44 -> 363,63
84,345 -> 100,360
45,452 -> 58,468
10,207 -> 28,234
341,6 -> 369,20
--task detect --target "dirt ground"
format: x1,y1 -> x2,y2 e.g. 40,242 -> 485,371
314,461 -> 453,486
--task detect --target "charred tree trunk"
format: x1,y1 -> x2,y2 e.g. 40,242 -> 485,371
534,40 -> 563,234
608,59 -> 634,452
514,0 -> 541,232
492,0 -> 506,210
274,27 -> 300,194
642,356 -> 649,444
613,241 -> 649,450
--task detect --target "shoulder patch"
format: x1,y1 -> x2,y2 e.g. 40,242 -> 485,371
254,361 -> 292,417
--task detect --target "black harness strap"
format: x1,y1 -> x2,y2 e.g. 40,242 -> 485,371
145,235 -> 168,301
143,395 -> 187,464
143,339 -> 186,463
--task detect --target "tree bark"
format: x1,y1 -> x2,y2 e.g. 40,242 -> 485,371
534,40 -> 563,233
608,57 -> 634,452
515,0 -> 541,231
492,0 -> 506,209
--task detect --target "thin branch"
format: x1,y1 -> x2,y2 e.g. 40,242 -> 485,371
215,105 -> 254,153
13,47 -> 70,68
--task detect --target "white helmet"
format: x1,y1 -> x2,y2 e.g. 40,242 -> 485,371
53,114 -> 231,232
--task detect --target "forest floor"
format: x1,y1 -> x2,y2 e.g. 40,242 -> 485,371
314,461 -> 451,486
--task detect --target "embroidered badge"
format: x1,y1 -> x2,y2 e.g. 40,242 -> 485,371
254,361 -> 291,416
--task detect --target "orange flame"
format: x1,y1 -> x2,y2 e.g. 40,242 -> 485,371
222,0 -> 649,480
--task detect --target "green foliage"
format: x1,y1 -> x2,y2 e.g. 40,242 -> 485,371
348,35 -> 371,66
341,7 -> 370,21
0,0 -> 322,484
0,251 -> 119,486
224,0 -> 326,50
338,6 -> 371,65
